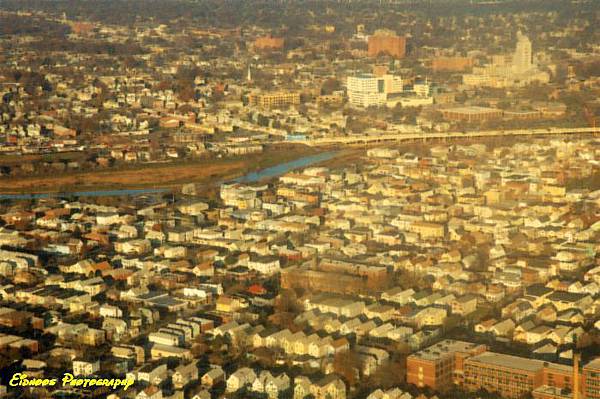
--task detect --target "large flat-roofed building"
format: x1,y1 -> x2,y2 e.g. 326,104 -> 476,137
542,362 -> 574,394
368,29 -> 406,59
442,106 -> 503,122
432,57 -> 473,72
408,221 -> 446,239
346,74 -> 386,108
248,91 -> 301,108
346,73 -> 403,108
464,352 -> 547,399
407,340 -> 487,391
281,258 -> 390,296
409,341 -> 600,399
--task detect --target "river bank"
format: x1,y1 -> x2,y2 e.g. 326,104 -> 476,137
0,144 -> 321,195
0,146 -> 363,199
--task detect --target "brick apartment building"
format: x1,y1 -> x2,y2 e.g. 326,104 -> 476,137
432,57 -> 473,72
464,352 -> 570,399
408,340 -> 600,399
247,91 -> 300,108
368,29 -> 406,59
406,340 -> 487,390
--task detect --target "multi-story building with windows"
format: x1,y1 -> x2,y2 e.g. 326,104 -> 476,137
409,340 -> 600,399
346,73 -> 402,108
346,74 -> 386,108
584,358 -> 600,399
406,340 -> 487,391
464,352 -> 546,399
248,91 -> 301,108
368,29 -> 406,59
464,352 -> 580,399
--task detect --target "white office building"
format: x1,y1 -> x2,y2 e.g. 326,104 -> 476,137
347,73 -> 402,108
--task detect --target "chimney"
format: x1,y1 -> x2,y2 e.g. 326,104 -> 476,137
573,352 -> 580,399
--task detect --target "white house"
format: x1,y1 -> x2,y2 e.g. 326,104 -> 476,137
247,255 -> 281,275
72,359 -> 100,376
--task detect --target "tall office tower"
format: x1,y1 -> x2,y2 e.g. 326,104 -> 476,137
513,31 -> 532,74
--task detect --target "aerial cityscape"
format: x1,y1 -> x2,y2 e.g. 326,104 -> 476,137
0,0 -> 599,398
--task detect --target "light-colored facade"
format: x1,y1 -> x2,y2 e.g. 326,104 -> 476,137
346,73 -> 403,108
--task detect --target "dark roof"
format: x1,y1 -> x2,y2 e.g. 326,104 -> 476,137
525,284 -> 553,297
316,374 -> 342,387
548,291 -> 588,303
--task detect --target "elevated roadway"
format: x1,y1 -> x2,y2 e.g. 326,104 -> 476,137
282,127 -> 600,147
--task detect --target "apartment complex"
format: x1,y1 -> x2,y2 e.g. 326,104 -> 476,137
248,91 -> 301,108
464,352 -> 549,399
466,353 -> 581,399
406,340 -> 487,390
409,340 -> 600,399
368,29 -> 406,59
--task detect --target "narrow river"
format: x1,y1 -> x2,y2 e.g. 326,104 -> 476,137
0,151 -> 338,200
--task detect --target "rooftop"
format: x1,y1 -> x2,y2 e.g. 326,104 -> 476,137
467,351 -> 546,372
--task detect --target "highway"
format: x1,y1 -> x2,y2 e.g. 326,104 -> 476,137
282,127 -> 600,147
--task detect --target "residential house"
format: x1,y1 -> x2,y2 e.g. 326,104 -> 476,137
381,287 -> 415,305
72,359 -> 100,376
172,362 -> 198,389
226,367 -> 257,393
294,375 -> 346,399
136,386 -> 162,399
413,307 -> 447,328
451,295 -> 478,316
490,319 -> 516,338
201,365 -> 225,387
367,388 -> 413,399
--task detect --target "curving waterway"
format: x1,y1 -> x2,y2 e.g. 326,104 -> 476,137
230,151 -> 337,184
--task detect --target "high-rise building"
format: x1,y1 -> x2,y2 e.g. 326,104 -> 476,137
463,31 -> 548,88
346,73 -> 402,108
368,29 -> 406,59
513,31 -> 532,74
